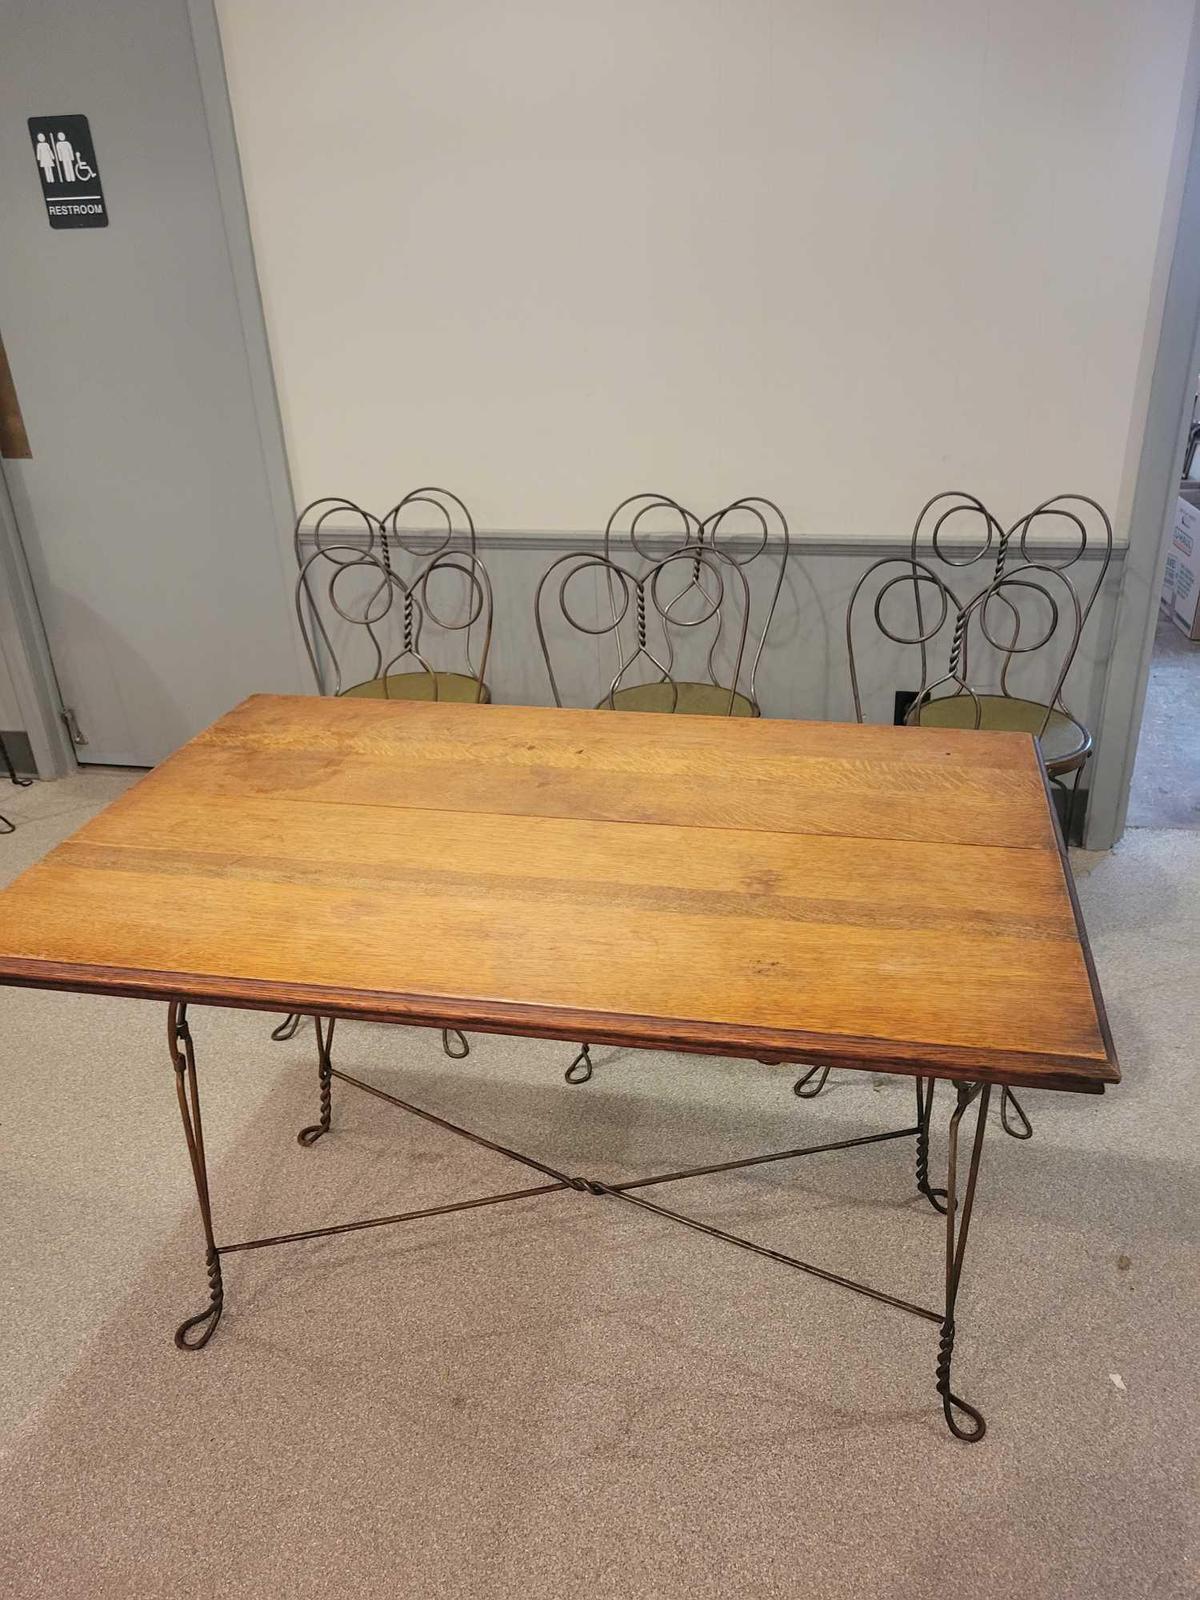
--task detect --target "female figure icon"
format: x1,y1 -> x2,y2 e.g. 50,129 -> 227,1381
34,132 -> 57,184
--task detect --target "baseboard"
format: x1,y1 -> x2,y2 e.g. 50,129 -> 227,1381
0,729 -> 35,778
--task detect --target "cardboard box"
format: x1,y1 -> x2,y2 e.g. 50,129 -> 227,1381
1162,494 -> 1200,640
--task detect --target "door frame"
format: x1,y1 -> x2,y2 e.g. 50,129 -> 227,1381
186,0 -> 300,615
1086,14 -> 1200,848
0,0 -> 300,779
0,468 -> 73,776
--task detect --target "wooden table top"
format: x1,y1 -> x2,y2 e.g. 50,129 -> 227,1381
0,694 -> 1117,1094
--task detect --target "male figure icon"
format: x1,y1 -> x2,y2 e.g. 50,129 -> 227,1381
54,131 -> 76,181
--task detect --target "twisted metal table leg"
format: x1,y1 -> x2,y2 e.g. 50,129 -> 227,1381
915,1076 -> 949,1213
791,1063 -> 831,1099
937,1081 -> 991,1441
565,1043 -> 593,1084
298,1016 -> 336,1146
168,1001 -> 224,1349
442,1029 -> 470,1059
271,1013 -> 303,1042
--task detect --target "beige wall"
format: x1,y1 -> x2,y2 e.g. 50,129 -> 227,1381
217,0 -> 1196,537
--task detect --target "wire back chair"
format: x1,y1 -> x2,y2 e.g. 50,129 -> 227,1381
840,490 -> 1113,809
904,492 -> 1111,799
903,491 -> 1111,764
594,491 -> 788,715
799,548 -> 1099,1137
279,491 -> 489,1062
536,544 -> 752,718
295,491 -> 492,704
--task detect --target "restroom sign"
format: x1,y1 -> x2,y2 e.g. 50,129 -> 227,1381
28,115 -> 108,229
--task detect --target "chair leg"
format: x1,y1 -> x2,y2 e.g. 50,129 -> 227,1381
999,1087 -> 1033,1140
1064,764 -> 1085,848
565,1043 -> 593,1084
915,1075 -> 949,1213
792,1064 -> 831,1099
271,1013 -> 304,1042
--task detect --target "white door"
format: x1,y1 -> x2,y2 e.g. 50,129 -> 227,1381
0,0 -> 305,766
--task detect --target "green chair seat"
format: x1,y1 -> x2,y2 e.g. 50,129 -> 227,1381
911,693 -> 1089,771
341,671 -> 490,704
603,681 -> 757,717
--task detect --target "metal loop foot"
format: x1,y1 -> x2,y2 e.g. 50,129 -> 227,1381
792,1064 -> 831,1099
271,1013 -> 303,1042
999,1087 -> 1033,1141
174,1250 -> 224,1350
442,1028 -> 470,1060
297,1121 -> 329,1147
942,1391 -> 987,1441
565,1044 -> 593,1084
937,1322 -> 986,1441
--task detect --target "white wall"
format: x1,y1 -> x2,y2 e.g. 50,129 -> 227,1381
218,0 -> 1196,538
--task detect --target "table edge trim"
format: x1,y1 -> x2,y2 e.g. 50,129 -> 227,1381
1034,747 -> 1120,1084
0,955 -> 1114,1093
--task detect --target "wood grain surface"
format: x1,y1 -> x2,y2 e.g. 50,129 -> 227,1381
0,695 -> 1118,1092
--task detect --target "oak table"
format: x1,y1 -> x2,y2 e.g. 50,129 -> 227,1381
0,694 -> 1118,1441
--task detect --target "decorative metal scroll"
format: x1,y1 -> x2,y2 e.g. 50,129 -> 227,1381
293,492 -> 491,700
535,544 -> 751,714
600,490 -> 789,713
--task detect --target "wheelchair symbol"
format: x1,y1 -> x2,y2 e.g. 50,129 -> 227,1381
73,155 -> 96,182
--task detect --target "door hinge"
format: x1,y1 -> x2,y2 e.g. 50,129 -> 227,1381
60,706 -> 88,747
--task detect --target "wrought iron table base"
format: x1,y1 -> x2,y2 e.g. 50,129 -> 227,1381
168,1002 -> 993,1442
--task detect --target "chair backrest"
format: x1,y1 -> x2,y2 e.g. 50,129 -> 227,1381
600,491 -> 789,711
535,545 -> 751,713
601,492 -> 702,562
846,556 -> 964,723
909,489 -> 1112,636
910,562 -> 1086,739
846,553 -> 1087,739
293,492 -> 492,698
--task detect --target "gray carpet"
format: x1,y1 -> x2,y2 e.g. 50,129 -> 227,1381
1128,614 -> 1200,828
0,771 -> 1197,1598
